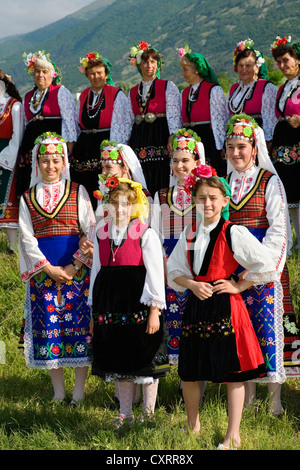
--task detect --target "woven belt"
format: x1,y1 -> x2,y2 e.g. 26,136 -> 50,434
82,128 -> 110,134
135,112 -> 166,125
183,121 -> 211,127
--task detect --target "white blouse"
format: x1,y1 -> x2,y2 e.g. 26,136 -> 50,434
88,221 -> 166,310
167,219 -> 277,293
226,80 -> 278,141
228,166 -> 287,275
0,94 -> 24,171
76,88 -> 132,144
128,79 -> 182,134
23,85 -> 79,143
19,179 -> 96,282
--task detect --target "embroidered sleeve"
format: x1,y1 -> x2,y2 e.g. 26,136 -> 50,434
140,228 -> 166,309
58,86 -> 79,142
0,101 -> 24,170
210,86 -> 227,150
261,82 -> 278,141
166,81 -> 182,134
110,90 -> 132,144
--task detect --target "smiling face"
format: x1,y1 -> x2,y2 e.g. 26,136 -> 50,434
226,138 -> 256,172
180,62 -> 201,85
275,52 -> 300,80
193,182 -> 229,226
101,161 -> 128,178
38,155 -> 64,183
172,151 -> 199,184
86,65 -> 108,92
236,55 -> 259,85
139,55 -> 158,82
33,66 -> 53,91
108,194 -> 132,227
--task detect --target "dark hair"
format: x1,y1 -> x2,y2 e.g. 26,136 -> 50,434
0,71 -> 22,102
272,44 -> 300,61
235,48 -> 257,66
141,48 -> 161,63
194,177 -> 226,197
85,58 -> 109,76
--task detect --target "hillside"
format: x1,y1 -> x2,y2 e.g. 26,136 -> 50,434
1,0 -> 300,95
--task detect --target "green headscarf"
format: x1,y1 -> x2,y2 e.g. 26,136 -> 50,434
184,52 -> 220,85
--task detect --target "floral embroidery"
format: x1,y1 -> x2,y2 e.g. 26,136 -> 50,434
94,309 -> 149,326
181,318 -> 234,338
272,144 -> 300,164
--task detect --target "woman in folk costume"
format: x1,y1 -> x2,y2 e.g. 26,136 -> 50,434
151,128 -> 205,365
227,38 -> 278,151
89,176 -> 168,425
18,132 -> 96,405
128,41 -> 182,197
17,51 -> 78,196
225,114 -> 299,415
0,71 -> 24,253
167,164 -> 276,448
71,52 -> 131,209
271,36 -> 300,248
178,45 -> 227,176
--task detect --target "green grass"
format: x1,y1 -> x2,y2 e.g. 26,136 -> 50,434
0,230 -> 299,451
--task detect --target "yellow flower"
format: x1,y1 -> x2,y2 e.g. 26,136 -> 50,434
30,294 -> 36,301
84,289 -> 89,297
266,295 -> 274,304
44,279 -> 53,287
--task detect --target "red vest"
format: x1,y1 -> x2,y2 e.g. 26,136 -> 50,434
227,169 -> 273,229
181,81 -> 216,123
130,79 -> 167,116
228,79 -> 268,115
98,218 -> 148,266
23,181 -> 81,238
186,219 -> 238,282
275,81 -> 300,118
79,84 -> 119,129
24,84 -> 61,121
0,98 -> 19,138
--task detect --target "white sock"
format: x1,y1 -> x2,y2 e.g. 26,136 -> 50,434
143,381 -> 158,416
49,368 -> 65,401
118,380 -> 134,417
72,366 -> 88,402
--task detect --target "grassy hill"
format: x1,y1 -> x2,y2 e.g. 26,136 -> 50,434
1,0 -> 300,96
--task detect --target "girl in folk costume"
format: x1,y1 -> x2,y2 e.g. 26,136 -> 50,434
178,45 -> 227,176
227,38 -> 278,151
71,52 -> 131,209
94,140 -> 152,225
128,41 -> 182,197
18,133 -> 96,406
89,177 -> 168,425
225,114 -> 299,415
151,128 -> 205,365
17,51 -> 78,196
0,71 -> 24,252
167,165 -> 276,449
271,36 -> 300,248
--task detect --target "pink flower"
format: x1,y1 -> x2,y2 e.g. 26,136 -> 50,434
79,66 -> 86,74
130,57 -> 137,66
194,165 -> 212,178
178,48 -> 186,58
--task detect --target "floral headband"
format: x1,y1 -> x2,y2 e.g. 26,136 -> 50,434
79,52 -> 114,85
271,35 -> 300,57
23,51 -> 61,84
226,114 -> 258,142
233,38 -> 266,72
184,165 -> 231,219
94,176 -> 149,223
100,140 -> 124,165
129,41 -> 162,77
34,132 -> 66,158
172,128 -> 202,154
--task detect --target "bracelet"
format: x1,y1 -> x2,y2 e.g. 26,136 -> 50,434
72,262 -> 80,271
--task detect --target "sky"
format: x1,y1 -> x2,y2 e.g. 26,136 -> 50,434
0,0 -> 94,39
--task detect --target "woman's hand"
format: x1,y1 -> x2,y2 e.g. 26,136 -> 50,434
43,264 -> 73,284
212,278 -> 240,295
79,235 -> 94,258
289,114 -> 300,128
190,281 -> 214,300
146,305 -> 160,334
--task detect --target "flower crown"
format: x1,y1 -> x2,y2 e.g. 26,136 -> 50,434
226,114 -> 258,141
271,35 -> 292,52
172,128 -> 201,153
233,38 -> 265,71
23,51 -> 57,77
34,132 -> 66,158
129,41 -> 162,67
184,165 -> 217,195
100,140 -> 124,165
79,52 -> 109,73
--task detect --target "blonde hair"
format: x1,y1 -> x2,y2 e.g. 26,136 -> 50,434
109,182 -> 137,205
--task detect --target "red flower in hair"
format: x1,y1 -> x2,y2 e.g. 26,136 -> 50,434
139,41 -> 149,50
86,52 -> 96,61
277,37 -> 288,46
106,176 -> 119,190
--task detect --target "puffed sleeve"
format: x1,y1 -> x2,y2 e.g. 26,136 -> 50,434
0,100 -> 24,170
261,82 -> 278,141
166,81 -> 182,134
140,227 -> 166,309
73,185 -> 96,269
210,85 -> 227,150
18,195 -> 49,282
58,86 -> 79,142
167,227 -> 193,292
87,232 -> 100,306
110,90 -> 132,144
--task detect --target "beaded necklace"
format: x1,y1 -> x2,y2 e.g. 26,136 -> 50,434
228,80 -> 257,115
86,88 -> 104,119
137,79 -> 156,113
30,89 -> 47,113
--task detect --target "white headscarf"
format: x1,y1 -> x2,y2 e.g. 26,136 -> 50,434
30,133 -> 70,187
